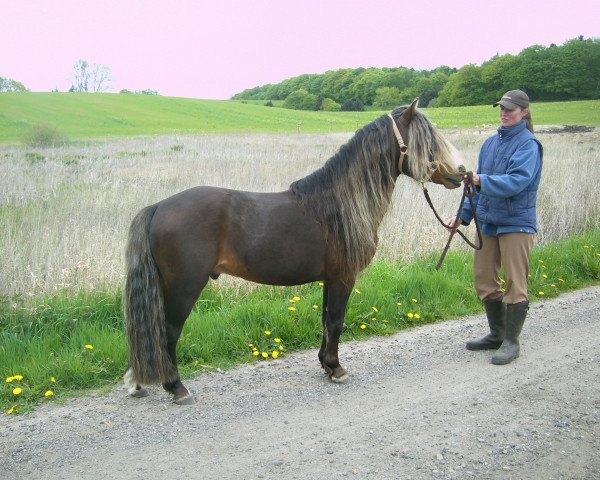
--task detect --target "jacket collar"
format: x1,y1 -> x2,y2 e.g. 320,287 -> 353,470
497,120 -> 526,139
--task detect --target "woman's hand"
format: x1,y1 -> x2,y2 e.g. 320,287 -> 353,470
445,216 -> 462,230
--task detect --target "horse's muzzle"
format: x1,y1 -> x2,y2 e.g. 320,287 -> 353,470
445,173 -> 464,188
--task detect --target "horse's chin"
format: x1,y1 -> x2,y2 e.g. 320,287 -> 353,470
443,174 -> 463,189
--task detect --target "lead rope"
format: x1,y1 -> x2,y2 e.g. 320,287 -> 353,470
423,171 -> 483,270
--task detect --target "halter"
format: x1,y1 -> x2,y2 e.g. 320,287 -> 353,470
388,113 -> 408,175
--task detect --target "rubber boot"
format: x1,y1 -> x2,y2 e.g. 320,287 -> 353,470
466,299 -> 506,351
491,301 -> 529,365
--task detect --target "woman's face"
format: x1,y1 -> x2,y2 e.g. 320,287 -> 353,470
500,105 -> 529,127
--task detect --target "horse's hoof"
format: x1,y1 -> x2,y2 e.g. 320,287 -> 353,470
173,394 -> 196,405
330,372 -> 349,384
130,387 -> 149,398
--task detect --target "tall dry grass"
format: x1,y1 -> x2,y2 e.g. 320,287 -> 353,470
1,128 -> 598,297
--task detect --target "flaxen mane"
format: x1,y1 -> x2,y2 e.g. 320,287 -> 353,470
290,106 -> 456,276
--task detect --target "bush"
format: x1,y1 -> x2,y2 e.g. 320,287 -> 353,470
283,89 -> 318,110
340,99 -> 364,111
320,98 -> 341,112
22,124 -> 67,148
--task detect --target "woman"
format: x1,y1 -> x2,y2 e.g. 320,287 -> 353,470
447,89 -> 543,365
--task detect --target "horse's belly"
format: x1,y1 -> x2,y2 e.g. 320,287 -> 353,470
215,240 -> 325,286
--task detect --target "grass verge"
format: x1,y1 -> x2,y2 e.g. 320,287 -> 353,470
2,229 -> 599,414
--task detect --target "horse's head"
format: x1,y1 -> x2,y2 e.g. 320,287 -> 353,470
391,100 -> 463,189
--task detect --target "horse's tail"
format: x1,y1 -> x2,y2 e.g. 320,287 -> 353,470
124,204 -> 174,385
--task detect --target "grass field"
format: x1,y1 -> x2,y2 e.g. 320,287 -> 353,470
1,92 -> 599,142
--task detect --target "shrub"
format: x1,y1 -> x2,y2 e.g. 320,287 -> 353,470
340,99 -> 364,111
22,124 -> 67,148
320,98 -> 341,112
283,89 -> 318,111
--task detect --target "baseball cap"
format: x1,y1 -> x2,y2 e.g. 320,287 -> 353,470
493,90 -> 530,109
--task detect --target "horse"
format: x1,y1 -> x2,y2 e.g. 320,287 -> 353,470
123,100 -> 463,404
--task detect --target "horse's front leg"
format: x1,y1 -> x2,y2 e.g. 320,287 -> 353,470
318,284 -> 329,368
321,280 -> 353,383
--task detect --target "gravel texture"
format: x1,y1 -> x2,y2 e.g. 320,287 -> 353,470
2,286 -> 599,479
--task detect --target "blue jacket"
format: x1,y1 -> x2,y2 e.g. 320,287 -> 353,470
460,120 -> 543,235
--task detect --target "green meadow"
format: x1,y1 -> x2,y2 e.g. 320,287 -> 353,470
0,92 -> 599,143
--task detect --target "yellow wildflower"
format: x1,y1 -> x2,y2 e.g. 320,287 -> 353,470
542,274 -> 548,279
318,282 -> 324,286
264,330 -> 271,336
312,304 -> 319,310
372,306 -> 379,313
291,296 -> 301,302
261,352 -> 268,359
5,376 -> 15,383
272,351 -> 279,359
411,298 -> 418,303
7,406 -> 16,415
360,324 -> 367,330
12,388 -> 22,396
13,375 -> 23,381
279,345 -> 285,351
407,312 -> 414,318
354,288 -> 361,294
288,306 -> 296,312
415,313 -> 421,319
50,377 -> 56,383
538,291 -> 545,295
84,344 -> 94,350
44,390 -> 54,398
253,351 -> 259,357
274,338 -> 281,343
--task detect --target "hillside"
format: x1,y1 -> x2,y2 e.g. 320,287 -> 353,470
0,93 -> 599,142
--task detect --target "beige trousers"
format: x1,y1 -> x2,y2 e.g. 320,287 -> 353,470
474,233 -> 534,304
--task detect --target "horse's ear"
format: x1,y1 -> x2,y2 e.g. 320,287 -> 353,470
401,98 -> 419,127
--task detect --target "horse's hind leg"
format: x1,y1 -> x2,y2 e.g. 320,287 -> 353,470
161,277 -> 210,405
124,366 -> 149,397
321,280 -> 353,383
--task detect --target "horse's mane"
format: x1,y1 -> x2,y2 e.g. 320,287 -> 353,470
289,106 -> 455,277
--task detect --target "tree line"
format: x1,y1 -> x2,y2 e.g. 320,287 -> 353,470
232,37 -> 600,110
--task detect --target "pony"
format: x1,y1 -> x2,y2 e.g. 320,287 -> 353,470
124,100 -> 463,404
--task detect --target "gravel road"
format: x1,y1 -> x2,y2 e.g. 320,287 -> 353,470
2,286 -> 599,480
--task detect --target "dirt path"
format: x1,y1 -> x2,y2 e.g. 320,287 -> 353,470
2,286 -> 599,480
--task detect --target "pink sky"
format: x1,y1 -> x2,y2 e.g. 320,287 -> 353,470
1,0 -> 598,99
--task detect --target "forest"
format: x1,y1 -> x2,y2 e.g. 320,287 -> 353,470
232,37 -> 600,110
